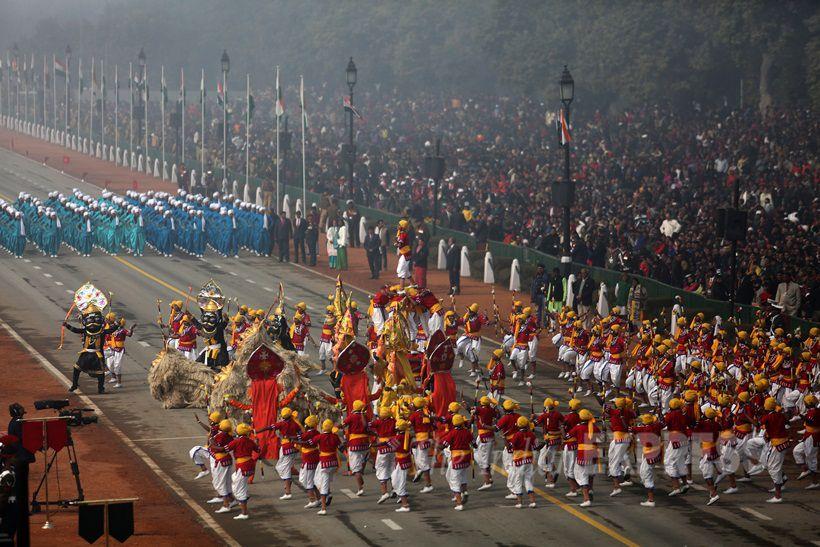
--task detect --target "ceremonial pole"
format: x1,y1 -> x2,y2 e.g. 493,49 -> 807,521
90,56 -> 94,146
245,72 -> 250,192
101,59 -> 105,154
128,62 -> 133,169
51,54 -> 57,132
220,49 -> 230,185
161,64 -> 166,177
77,57 -> 82,148
143,63 -> 148,158
181,67 -> 185,165
300,75 -> 306,211
200,68 -> 205,181
114,64 -> 118,162
65,46 -> 70,137
275,65 -> 281,212
44,53 -> 48,129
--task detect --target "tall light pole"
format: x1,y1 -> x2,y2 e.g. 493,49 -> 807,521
221,49 -> 230,184
558,65 -> 574,276
137,47 -> 146,154
423,137 -> 445,235
65,45 -> 71,137
345,57 -> 357,201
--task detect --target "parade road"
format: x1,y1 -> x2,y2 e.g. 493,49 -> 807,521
1,146 -> 818,546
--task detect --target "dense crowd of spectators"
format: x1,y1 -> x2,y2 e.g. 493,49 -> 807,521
71,83 -> 819,320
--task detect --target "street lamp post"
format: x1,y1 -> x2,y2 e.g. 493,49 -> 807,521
345,57 -> 357,201
558,65 -> 574,277
423,137 -> 446,235
221,49 -> 230,184
136,48 -> 146,155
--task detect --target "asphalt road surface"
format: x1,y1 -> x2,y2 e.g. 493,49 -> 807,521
0,147 -> 818,546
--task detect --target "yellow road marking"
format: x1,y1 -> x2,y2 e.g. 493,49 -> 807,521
491,463 -> 639,547
113,256 -> 194,302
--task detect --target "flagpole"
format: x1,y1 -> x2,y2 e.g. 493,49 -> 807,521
23,56 -> 28,129
64,52 -> 69,138
275,65 -> 280,212
245,72 -> 250,193
143,64 -> 148,159
90,56 -> 94,149
161,64 -> 166,178
43,53 -> 48,130
128,62 -> 133,170
101,58 -> 105,155
181,67 -> 185,166
300,75 -> 306,211
77,57 -> 81,148
200,68 -> 205,182
114,64 -> 118,163
52,54 -> 57,133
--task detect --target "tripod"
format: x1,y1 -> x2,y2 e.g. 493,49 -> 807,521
30,429 -> 84,512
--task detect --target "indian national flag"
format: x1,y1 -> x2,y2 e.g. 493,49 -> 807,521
54,59 -> 67,78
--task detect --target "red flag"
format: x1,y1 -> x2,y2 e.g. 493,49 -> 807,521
558,109 -> 572,145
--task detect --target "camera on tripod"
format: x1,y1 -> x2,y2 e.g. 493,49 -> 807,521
34,399 -> 98,427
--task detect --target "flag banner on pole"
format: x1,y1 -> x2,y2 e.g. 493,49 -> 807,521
558,109 -> 571,146
161,69 -> 168,105
343,95 -> 363,120
248,93 -> 255,120
299,77 -> 308,129
275,68 -> 284,117
199,70 -> 205,104
79,60 -> 84,94
54,59 -> 67,78
178,68 -> 185,104
216,80 -> 224,106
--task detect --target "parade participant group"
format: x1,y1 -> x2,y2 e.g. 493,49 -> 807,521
144,271 -> 816,521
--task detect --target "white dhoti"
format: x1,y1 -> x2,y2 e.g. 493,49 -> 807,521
391,464 -> 408,497
348,449 -> 368,473
510,463 -> 534,495
211,462 -> 232,496
109,350 -> 125,376
593,359 -> 610,383
698,453 -> 721,480
608,362 -> 624,386
510,347 -> 528,369
427,312 -> 443,334
579,358 -> 595,381
607,439 -> 630,477
275,450 -> 296,480
456,335 -> 481,363
232,469 -> 250,502
318,341 -> 333,362
189,446 -> 210,467
180,348 -> 197,360
793,436 -> 817,472
537,444 -> 559,475
562,448 -> 577,480
375,452 -> 395,482
502,449 -> 514,490
413,443 -> 431,472
445,464 -> 469,493
299,465 -> 317,490
765,443 -> 786,485
663,442 -> 687,479
573,463 -> 595,487
475,438 -> 493,470
639,458 -> 656,490
316,465 -> 337,495
397,255 -> 412,279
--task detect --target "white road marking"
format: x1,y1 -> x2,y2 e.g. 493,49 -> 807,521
689,483 -> 707,492
264,287 -> 274,292
133,435 -> 201,442
65,289 -> 73,294
24,259 -> 31,262
246,279 -> 256,284
340,488 -> 358,499
33,265 -> 41,270
382,519 -> 403,531
138,341 -> 151,347
229,271 -> 237,276
43,273 -> 52,278
55,281 -> 63,286
741,507 -> 772,521
0,318 -> 239,546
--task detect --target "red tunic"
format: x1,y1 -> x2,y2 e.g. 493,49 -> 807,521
227,436 -> 259,475
369,417 -> 397,453
663,409 -> 690,447
693,418 -> 720,460
631,422 -> 663,463
803,408 -> 819,442
473,406 -> 499,442
567,422 -> 600,465
408,410 -> 433,449
289,323 -> 308,351
440,426 -> 473,469
210,431 -> 234,467
316,432 -> 342,468
344,412 -> 370,451
563,412 -> 581,449
534,410 -> 564,446
760,411 -> 790,450
497,412 -> 521,448
272,419 -> 302,455
299,428 -> 320,469
177,325 -> 198,351
510,429 -> 536,466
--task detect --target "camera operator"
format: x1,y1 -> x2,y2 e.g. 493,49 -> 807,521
1,403 -> 33,545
